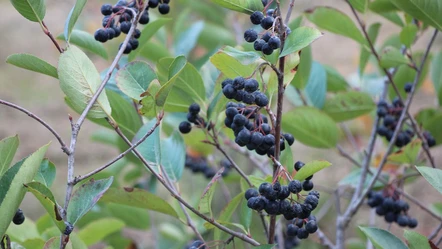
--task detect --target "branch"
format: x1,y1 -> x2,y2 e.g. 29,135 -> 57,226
316,228 -> 335,249
42,21 -> 63,53
429,223 -> 442,241
284,0 -> 296,24
0,99 -> 70,154
214,141 -> 253,187
71,114 -> 163,184
113,126 -> 260,246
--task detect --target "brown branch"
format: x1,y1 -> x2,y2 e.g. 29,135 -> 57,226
0,99 -> 70,154
42,21 -> 63,53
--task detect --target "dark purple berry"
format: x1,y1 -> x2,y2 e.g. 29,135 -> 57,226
250,11 -> 265,25
179,121 -> 192,134
158,3 -> 170,14
101,4 -> 113,15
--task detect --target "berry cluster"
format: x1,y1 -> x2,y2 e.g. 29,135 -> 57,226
376,98 -> 436,147
244,8 -> 283,55
367,190 -> 418,228
184,240 -> 205,249
12,208 -> 24,225
184,155 -> 231,179
94,0 -> 170,54
286,215 -> 318,240
222,77 -> 268,106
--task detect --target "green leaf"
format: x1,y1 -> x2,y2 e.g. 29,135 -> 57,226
10,0 -> 45,23
305,7 -> 366,44
400,24 -> 418,48
210,51 -> 255,78
0,135 -> 19,176
34,159 -> 56,187
348,0 -> 368,13
389,0 -> 442,30
21,239 -> 45,249
58,46 -> 112,118
294,160 -> 331,181
404,230 -> 431,249
115,61 -> 157,101
24,182 -> 66,233
431,203 -> 442,216
359,227 -> 408,249
210,0 -> 263,14
208,191 -> 244,230
43,237 -> 72,249
160,131 -> 185,181
304,62 -> 327,108
199,171 -> 224,216
128,18 -> 172,61
280,141 -> 294,174
107,203 -> 150,229
132,119 -> 161,167
323,91 -> 375,122
67,177 -> 113,225
431,50 -> 442,106
174,21 -> 204,56
78,218 -> 125,246
379,47 -> 411,68
360,23 -> 381,75
6,54 -> 58,79
222,46 -> 261,65
239,197 -> 252,232
369,0 -> 399,12
290,45 -> 312,89
387,139 -> 422,164
279,27 -> 322,58
106,90 -> 142,139
57,30 -> 108,60
323,65 -> 349,92
415,166 -> 442,194
64,0 -> 87,41
156,56 -> 206,111
339,168 -> 386,189
282,107 -> 339,148
0,143 -> 49,238
139,79 -> 161,118
99,187 -> 179,218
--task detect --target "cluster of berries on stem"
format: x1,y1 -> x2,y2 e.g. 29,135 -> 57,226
243,1 -> 288,55
376,98 -> 436,148
94,0 -> 170,54
367,189 -> 417,228
179,103 -> 208,134
245,161 -> 319,240
184,155 -> 231,179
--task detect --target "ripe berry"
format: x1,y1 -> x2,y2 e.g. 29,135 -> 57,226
288,180 -> 302,194
179,121 -> 192,134
129,38 -> 139,50
106,28 -> 116,40
139,11 -> 150,24
247,196 -> 266,211
305,220 -> 318,233
120,21 -> 131,34
101,4 -> 113,15
377,106 -> 388,117
384,212 -> 397,223
148,0 -> 159,8
261,16 -> 274,29
377,126 -> 389,136
115,0 -> 128,6
265,200 -> 280,214
233,114 -> 247,126
278,186 -> 290,200
245,188 -> 259,200
283,133 -> 295,146
392,96 -> 404,107
133,29 -> 141,39
120,13 -> 131,23
396,215 -> 409,227
261,123 -> 271,134
158,3 -> 170,14
250,11 -> 264,25
254,92 -> 269,107
94,29 -> 108,43
243,93 -> 255,104
287,224 -> 298,237
223,85 -> 236,99
383,115 -> 396,127
233,77 -> 245,90
268,36 -> 281,49
302,180 -> 314,191
191,240 -> 206,249
262,43 -> 274,55
297,228 -> 309,239
237,128 -> 252,144
244,79 -> 259,92
189,103 -> 201,115
408,218 -> 418,228
119,42 -> 132,54
404,83 -> 412,93
254,39 -> 266,51
13,209 -> 25,225
294,161 -> 304,171
262,0 -> 268,6
102,16 -> 115,28
113,26 -> 121,37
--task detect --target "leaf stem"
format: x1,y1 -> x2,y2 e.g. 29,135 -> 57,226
41,21 -> 64,53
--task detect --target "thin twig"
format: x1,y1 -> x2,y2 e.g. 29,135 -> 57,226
0,99 -> 70,154
113,127 -> 260,246
215,143 -> 253,187
316,228 -> 335,249
429,223 -> 442,241
42,21 -> 63,53
72,115 -> 163,184
284,0 -> 296,24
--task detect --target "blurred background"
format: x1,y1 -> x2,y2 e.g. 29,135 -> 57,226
1,0 -> 441,248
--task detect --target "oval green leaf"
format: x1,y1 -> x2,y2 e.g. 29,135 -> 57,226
78,218 -> 125,246
0,143 -> 49,238
282,107 -> 339,148
431,50 -> 442,106
359,227 -> 407,249
115,61 -> 157,101
211,0 -> 263,14
58,46 -> 112,118
323,91 -> 375,122
404,230 -> 432,249
10,0 -> 45,23
67,177 -> 113,225
0,135 -> 19,176
323,65 -> 349,92
6,54 -> 58,79
415,166 -> 442,194
305,7 -> 366,44
210,51 -> 255,78
389,0 -> 442,30
160,131 -> 185,181
64,0 -> 87,41
305,61 -> 327,108
380,47 -> 411,68
99,187 -> 178,218
57,30 -> 108,60
294,160 -> 331,181
34,159 -> 56,187
280,27 -> 322,58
